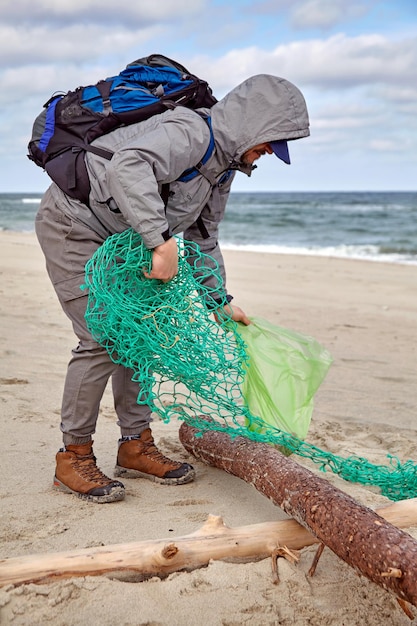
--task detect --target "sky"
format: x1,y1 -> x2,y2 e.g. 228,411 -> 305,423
1,0 -> 416,193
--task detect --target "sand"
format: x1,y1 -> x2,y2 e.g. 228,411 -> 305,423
0,230 -> 416,625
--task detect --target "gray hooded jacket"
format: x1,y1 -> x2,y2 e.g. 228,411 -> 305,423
49,74 -> 309,296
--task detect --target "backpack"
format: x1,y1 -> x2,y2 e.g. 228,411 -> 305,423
27,54 -> 218,205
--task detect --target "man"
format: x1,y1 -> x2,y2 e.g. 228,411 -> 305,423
35,73 -> 310,503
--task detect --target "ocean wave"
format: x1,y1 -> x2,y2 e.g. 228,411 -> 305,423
21,197 -> 42,204
220,241 -> 417,265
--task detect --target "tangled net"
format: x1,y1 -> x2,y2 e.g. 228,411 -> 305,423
83,229 -> 417,501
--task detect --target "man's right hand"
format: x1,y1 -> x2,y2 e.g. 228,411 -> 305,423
143,238 -> 178,282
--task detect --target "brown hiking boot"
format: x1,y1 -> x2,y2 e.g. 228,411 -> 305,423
115,429 -> 195,485
54,441 -> 125,503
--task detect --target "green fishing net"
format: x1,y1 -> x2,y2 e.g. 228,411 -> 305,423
82,228 -> 417,501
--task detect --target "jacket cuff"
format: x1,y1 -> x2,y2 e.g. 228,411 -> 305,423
141,228 -> 172,249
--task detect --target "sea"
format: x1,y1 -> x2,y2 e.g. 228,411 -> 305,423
1,191 -> 416,265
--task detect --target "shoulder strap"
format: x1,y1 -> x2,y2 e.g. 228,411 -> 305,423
177,116 -> 215,184
160,183 -> 171,209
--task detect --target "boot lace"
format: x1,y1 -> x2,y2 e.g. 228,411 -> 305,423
142,441 -> 181,469
73,453 -> 113,485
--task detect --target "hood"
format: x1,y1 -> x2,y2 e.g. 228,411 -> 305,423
209,74 -> 310,169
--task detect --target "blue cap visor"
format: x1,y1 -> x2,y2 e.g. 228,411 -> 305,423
270,140 -> 290,164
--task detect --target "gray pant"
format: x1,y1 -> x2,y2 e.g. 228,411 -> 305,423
35,189 -> 151,445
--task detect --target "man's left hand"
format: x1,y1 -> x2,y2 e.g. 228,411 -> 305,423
214,303 -> 251,326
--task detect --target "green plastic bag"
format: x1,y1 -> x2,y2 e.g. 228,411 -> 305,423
236,317 -> 332,440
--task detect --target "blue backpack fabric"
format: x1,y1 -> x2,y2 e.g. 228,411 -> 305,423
27,54 -> 217,205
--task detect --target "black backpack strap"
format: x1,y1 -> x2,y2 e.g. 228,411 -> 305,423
82,143 -> 114,160
96,80 -> 113,115
195,215 -> 210,239
160,183 -> 170,209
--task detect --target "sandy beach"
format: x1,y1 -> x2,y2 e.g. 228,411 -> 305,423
1,229 -> 416,625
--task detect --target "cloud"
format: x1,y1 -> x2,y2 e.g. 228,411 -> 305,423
369,138 -> 398,152
290,0 -> 368,29
242,0 -> 371,30
0,0 -> 206,27
196,33 -> 417,92
0,24 -> 164,70
370,85 -> 417,117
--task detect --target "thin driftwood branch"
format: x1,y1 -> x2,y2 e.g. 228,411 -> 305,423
0,515 -> 315,587
179,422 -> 417,607
0,498 -> 416,589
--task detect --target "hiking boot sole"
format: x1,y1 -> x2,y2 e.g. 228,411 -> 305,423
114,465 -> 196,485
53,477 -> 125,503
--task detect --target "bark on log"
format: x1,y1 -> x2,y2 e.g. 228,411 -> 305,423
1,499 -> 416,588
179,422 -> 417,607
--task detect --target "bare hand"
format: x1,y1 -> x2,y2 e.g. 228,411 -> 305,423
143,238 -> 178,282
214,303 -> 251,326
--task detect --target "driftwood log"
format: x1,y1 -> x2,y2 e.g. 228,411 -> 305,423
0,501 -> 416,589
179,423 -> 417,608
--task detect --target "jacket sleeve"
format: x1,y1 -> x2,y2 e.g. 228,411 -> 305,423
183,172 -> 235,306
104,112 -> 211,249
